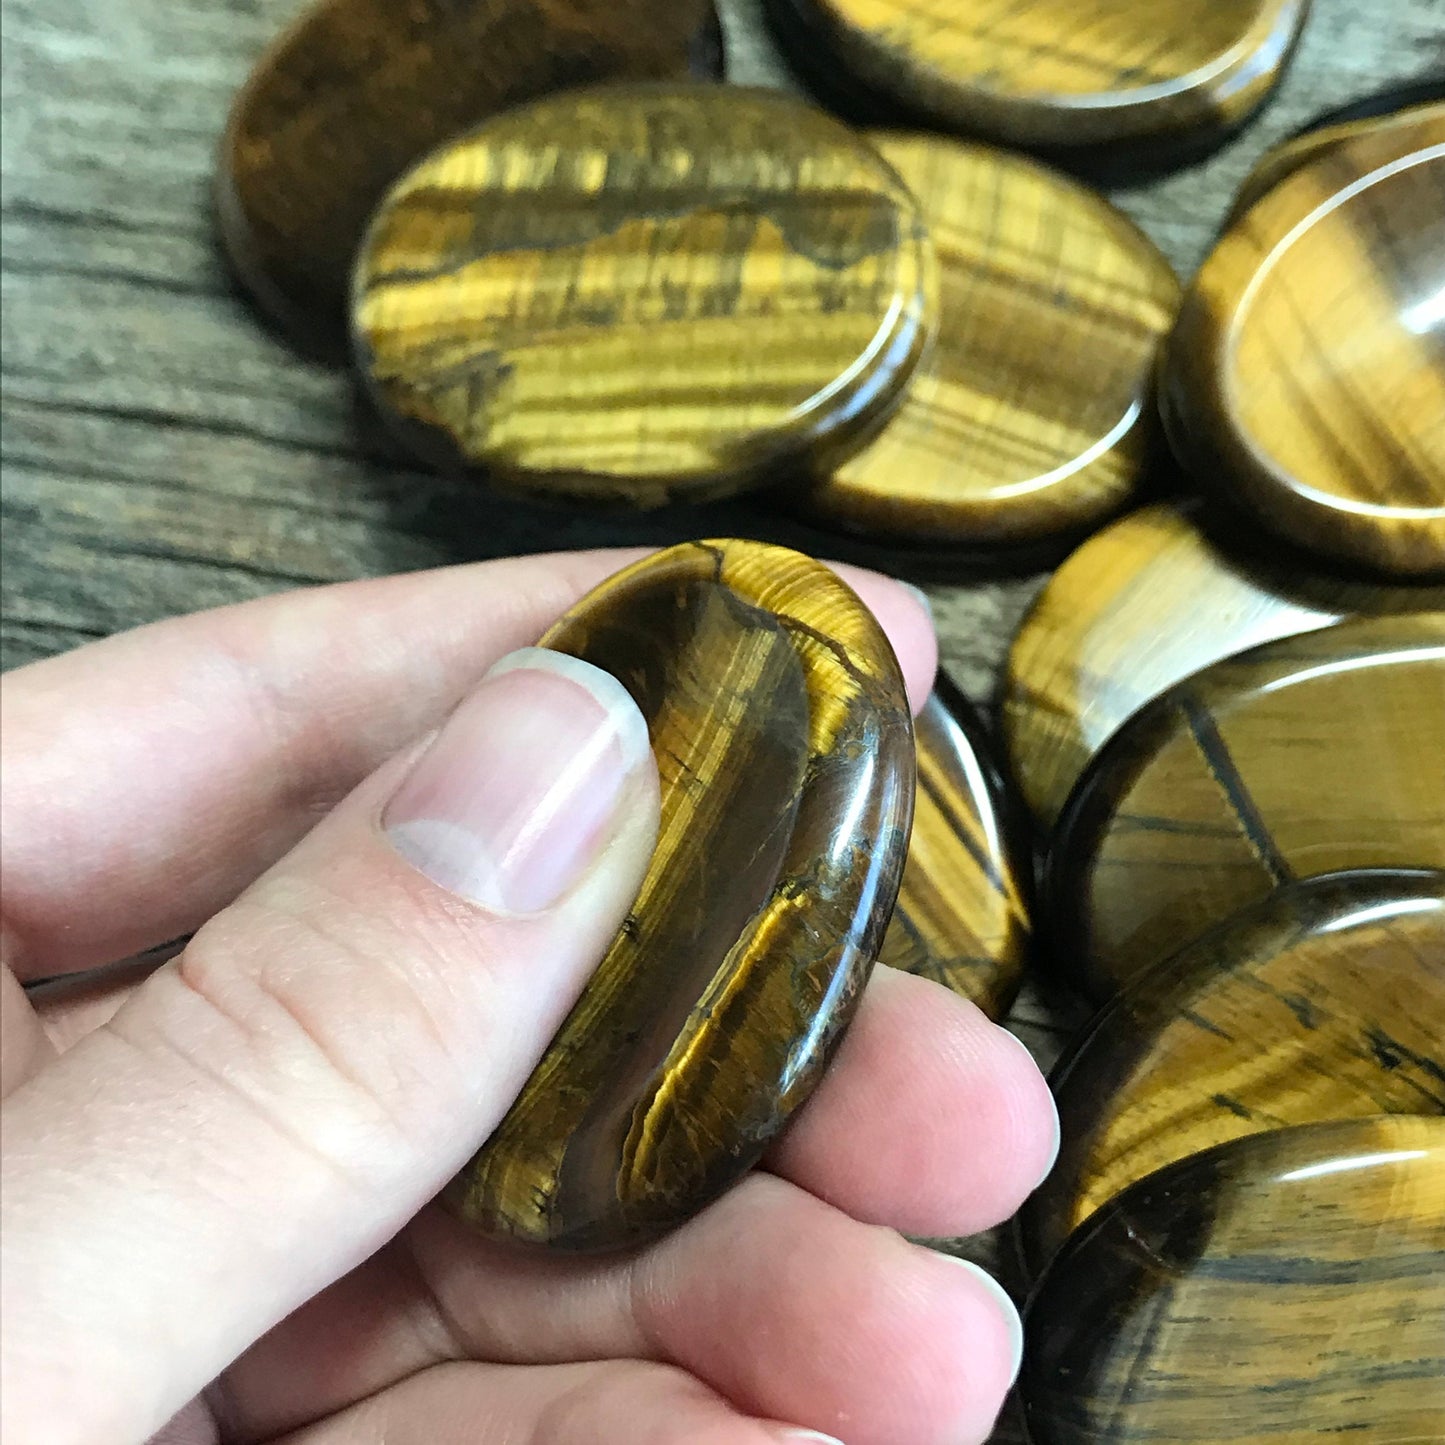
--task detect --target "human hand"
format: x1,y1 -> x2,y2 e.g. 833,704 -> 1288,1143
0,550 -> 1058,1445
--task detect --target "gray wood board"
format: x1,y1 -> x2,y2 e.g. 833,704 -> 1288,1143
2,1 -> 1442,1437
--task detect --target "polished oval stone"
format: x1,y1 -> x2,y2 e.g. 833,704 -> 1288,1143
794,136 -> 1178,551
879,674 -> 1030,1018
448,540 -> 914,1249
1046,612 -> 1445,999
352,86 -> 937,506
1002,502 -> 1445,825
1229,84 -> 1445,220
769,0 -> 1308,147
1163,116 -> 1445,576
1018,869 -> 1445,1277
218,0 -> 724,349
1021,1116 -> 1445,1444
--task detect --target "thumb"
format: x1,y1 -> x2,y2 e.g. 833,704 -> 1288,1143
0,649 -> 659,1445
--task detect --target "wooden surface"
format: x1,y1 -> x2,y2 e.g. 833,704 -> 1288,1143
3,0 -> 1444,1437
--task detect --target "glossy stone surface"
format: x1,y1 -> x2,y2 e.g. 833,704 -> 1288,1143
352,87 -> 936,507
449,540 -> 914,1249
879,674 -> 1030,1018
1047,613 -> 1445,998
1163,115 -> 1445,576
1002,502 -> 1445,825
1022,1116 -> 1445,1443
1018,869 -> 1445,1276
770,0 -> 1308,147
1230,84 -> 1445,219
218,0 -> 723,349
796,137 -> 1178,551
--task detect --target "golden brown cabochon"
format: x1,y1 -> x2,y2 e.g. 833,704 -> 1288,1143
218,0 -> 724,347
352,87 -> 937,506
449,539 -> 914,1250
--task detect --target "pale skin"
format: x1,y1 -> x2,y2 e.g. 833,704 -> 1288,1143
0,549 -> 1058,1445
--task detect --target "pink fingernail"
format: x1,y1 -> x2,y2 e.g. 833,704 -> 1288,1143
384,648 -> 651,914
944,1256 -> 1025,1387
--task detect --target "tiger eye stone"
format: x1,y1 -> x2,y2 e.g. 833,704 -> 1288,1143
1022,1116 -> 1445,1443
879,675 -> 1030,1018
448,540 -> 914,1250
1018,869 -> 1445,1277
217,0 -> 724,349
795,136 -> 1178,551
1162,116 -> 1445,576
352,87 -> 937,507
769,0 -> 1308,147
1003,502 -> 1445,825
1229,85 -> 1445,221
1047,613 -> 1445,999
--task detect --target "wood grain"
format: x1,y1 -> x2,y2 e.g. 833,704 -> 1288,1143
1002,501 -> 1445,826
1022,1116 -> 1445,1443
879,674 -> 1031,1018
218,0 -> 723,350
449,539 -> 913,1250
353,85 -> 936,506
1048,612 -> 1445,998
769,0 -> 1311,146
1163,112 -> 1445,576
795,135 -> 1178,551
1018,868 -> 1445,1276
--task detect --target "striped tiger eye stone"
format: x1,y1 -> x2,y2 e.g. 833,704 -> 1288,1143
879,675 -> 1031,1018
352,87 -> 937,506
1163,114 -> 1445,576
448,540 -> 914,1250
1022,1117 -> 1445,1443
218,0 -> 724,349
769,0 -> 1308,148
1229,83 -> 1445,221
1046,613 -> 1445,999
1002,502 -> 1445,826
1018,869 -> 1445,1277
795,136 -> 1178,552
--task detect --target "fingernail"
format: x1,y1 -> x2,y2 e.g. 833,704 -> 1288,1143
944,1257 -> 1025,1387
1001,1027 -> 1061,1190
777,1432 -> 846,1445
384,648 -> 652,914
900,581 -> 934,623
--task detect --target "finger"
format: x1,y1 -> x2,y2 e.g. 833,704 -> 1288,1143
272,1359 -> 816,1445
223,1176 -> 1021,1445
1,553 -> 935,978
30,961 -> 1056,1236
419,1176 -> 1021,1445
765,965 -> 1058,1237
206,968 -> 1049,1439
1,649 -> 661,1445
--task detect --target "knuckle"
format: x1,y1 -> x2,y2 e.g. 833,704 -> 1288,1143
140,872 -> 473,1177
